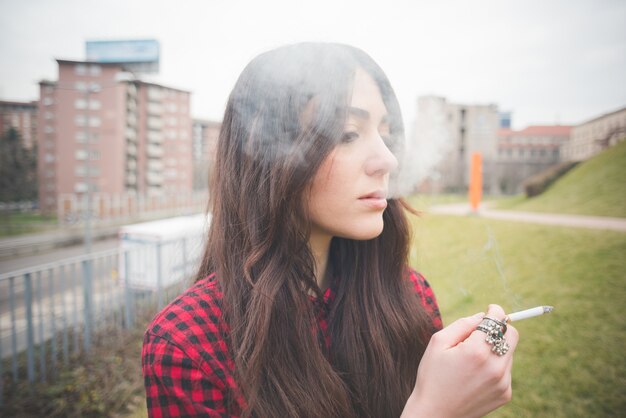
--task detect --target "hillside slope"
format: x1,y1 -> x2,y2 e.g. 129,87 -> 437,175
504,139 -> 626,217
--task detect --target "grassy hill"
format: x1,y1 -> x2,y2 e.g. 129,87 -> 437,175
409,214 -> 626,417
496,139 -> 626,217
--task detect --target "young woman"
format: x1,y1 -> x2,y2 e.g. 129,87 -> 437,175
142,43 -> 518,418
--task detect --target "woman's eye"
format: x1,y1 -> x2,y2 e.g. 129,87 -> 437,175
341,131 -> 359,143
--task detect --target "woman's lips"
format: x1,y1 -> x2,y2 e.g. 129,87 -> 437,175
358,192 -> 388,209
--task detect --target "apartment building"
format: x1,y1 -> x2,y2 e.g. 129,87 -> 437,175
561,106 -> 626,162
192,119 -> 221,191
414,96 -> 500,193
37,59 -> 192,214
495,125 -> 571,193
0,100 -> 38,149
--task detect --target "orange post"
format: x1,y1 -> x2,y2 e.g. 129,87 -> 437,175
469,152 -> 482,212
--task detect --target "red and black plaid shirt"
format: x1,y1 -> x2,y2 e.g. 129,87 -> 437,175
142,270 -> 442,417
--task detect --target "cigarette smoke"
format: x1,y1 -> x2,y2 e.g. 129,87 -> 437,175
391,96 -> 452,198
229,44 -> 454,200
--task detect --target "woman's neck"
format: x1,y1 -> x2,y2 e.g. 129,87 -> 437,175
308,230 -> 332,291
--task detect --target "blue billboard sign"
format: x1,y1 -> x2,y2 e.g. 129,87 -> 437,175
86,39 -> 160,73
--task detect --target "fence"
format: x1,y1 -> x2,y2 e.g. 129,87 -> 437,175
0,232 -> 205,407
56,192 -> 208,225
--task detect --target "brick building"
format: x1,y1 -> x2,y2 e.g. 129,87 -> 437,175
495,125 -> 572,193
192,119 -> 221,191
0,100 -> 38,149
561,106 -> 626,162
37,59 -> 193,214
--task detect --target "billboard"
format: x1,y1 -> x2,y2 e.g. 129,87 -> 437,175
86,39 -> 160,74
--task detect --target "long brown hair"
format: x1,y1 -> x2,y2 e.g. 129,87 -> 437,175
196,43 -> 433,417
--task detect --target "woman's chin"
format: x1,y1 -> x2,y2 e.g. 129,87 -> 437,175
342,222 -> 385,241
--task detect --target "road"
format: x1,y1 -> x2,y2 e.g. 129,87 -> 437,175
429,203 -> 626,232
0,238 -> 118,274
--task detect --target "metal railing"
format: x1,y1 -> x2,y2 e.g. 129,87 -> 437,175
0,233 -> 204,406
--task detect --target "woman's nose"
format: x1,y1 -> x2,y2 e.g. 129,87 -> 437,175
364,135 -> 399,176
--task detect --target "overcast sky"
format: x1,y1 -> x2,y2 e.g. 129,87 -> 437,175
1,0 -> 625,131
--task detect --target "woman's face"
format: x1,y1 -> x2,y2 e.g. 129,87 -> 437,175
307,68 -> 398,242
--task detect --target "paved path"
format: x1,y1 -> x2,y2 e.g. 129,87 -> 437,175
429,203 -> 626,232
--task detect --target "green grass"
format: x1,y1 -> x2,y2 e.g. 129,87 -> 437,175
493,140 -> 626,218
409,213 -> 626,417
124,211 -> 626,418
0,212 -> 58,237
407,193 -> 468,211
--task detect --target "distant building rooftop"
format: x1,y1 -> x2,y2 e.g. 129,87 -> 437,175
498,125 -> 572,137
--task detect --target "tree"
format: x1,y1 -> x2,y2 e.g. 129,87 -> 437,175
0,128 -> 38,202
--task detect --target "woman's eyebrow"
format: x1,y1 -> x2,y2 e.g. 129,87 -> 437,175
347,106 -> 370,119
347,106 -> 389,123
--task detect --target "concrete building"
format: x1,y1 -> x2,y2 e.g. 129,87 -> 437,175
37,59 -> 193,214
495,125 -> 572,193
192,119 -> 221,191
561,106 -> 626,162
414,96 -> 500,193
0,100 -> 38,149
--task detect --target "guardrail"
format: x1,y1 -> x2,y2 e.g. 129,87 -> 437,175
0,234 -> 204,407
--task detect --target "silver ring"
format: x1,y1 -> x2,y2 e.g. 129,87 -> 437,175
476,317 -> 510,356
482,316 -> 508,334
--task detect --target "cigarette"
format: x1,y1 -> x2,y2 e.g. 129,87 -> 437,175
506,306 -> 554,322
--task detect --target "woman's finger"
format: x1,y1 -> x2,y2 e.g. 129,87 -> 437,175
431,312 -> 485,349
466,304 -> 508,345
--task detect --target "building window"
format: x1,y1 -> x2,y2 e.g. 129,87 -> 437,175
75,182 -> 88,193
75,115 -> 101,127
44,111 -> 54,120
44,125 -> 54,133
75,99 -> 87,109
89,117 -> 101,127
75,166 -> 86,177
75,64 -> 87,75
89,65 -> 101,76
43,97 -> 54,106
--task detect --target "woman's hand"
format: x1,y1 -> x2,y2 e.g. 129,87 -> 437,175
402,304 -> 519,418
